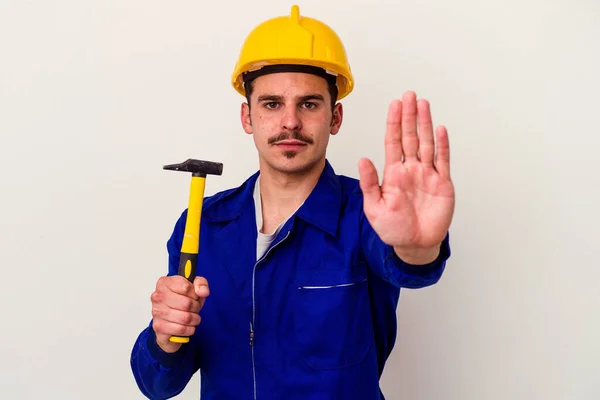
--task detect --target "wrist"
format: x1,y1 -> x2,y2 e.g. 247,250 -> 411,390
155,335 -> 182,354
145,328 -> 185,368
393,243 -> 441,265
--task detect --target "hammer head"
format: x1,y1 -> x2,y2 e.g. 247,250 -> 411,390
163,158 -> 223,177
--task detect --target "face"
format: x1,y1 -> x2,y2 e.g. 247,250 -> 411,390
241,72 -> 343,175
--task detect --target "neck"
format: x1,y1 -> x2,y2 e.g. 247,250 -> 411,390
257,158 -> 325,233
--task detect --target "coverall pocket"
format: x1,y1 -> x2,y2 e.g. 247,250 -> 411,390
294,267 -> 373,370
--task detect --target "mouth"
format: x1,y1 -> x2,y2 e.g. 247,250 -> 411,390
273,140 -> 308,151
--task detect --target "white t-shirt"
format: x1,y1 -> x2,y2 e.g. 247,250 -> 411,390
253,175 -> 303,260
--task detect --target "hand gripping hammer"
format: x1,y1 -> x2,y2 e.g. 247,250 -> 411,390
163,158 -> 223,343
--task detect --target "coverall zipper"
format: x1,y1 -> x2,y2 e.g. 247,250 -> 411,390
250,230 -> 291,400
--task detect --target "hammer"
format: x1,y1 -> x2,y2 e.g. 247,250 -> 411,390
163,158 -> 223,343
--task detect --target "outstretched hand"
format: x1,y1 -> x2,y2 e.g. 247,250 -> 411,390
358,91 -> 455,264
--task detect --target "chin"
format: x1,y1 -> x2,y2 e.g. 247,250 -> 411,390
268,152 -> 323,174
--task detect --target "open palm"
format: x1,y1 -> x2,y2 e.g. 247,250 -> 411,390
358,91 -> 455,254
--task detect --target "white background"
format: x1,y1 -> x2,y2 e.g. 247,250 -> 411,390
1,0 -> 599,399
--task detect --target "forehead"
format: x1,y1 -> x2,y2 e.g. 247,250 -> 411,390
249,72 -> 329,96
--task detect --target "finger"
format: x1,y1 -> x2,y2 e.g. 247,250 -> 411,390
401,91 -> 419,161
358,158 -> 381,211
193,277 -> 210,310
384,100 -> 403,166
152,319 -> 196,338
417,99 -> 435,168
193,276 -> 210,299
162,291 -> 202,314
166,275 -> 198,300
152,305 -> 201,327
434,125 -> 450,177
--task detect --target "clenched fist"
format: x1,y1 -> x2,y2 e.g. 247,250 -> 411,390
150,275 -> 210,353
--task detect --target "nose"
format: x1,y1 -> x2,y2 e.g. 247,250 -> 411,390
281,106 -> 302,132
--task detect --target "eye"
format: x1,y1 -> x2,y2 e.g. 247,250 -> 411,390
301,102 -> 317,110
264,102 -> 280,109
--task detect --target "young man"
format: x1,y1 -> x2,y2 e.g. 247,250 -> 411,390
130,5 -> 454,399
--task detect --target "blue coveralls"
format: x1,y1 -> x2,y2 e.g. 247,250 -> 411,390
131,160 -> 451,399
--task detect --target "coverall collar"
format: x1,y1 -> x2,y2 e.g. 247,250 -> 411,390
204,159 -> 342,236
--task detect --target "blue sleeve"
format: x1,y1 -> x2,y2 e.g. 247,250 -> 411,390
130,210 -> 201,399
360,211 -> 451,289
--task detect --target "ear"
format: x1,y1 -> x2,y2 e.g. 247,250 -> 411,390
241,102 -> 252,134
330,103 -> 343,135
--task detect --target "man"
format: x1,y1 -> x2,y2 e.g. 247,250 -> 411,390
130,5 -> 454,399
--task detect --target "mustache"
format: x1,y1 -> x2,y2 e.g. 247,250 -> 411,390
268,131 -> 314,145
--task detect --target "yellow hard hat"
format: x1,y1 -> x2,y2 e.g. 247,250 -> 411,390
231,5 -> 354,100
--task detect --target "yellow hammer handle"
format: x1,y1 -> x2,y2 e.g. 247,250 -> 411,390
170,174 -> 206,344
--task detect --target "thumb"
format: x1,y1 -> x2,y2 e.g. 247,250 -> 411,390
193,276 -> 210,299
358,158 -> 381,209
